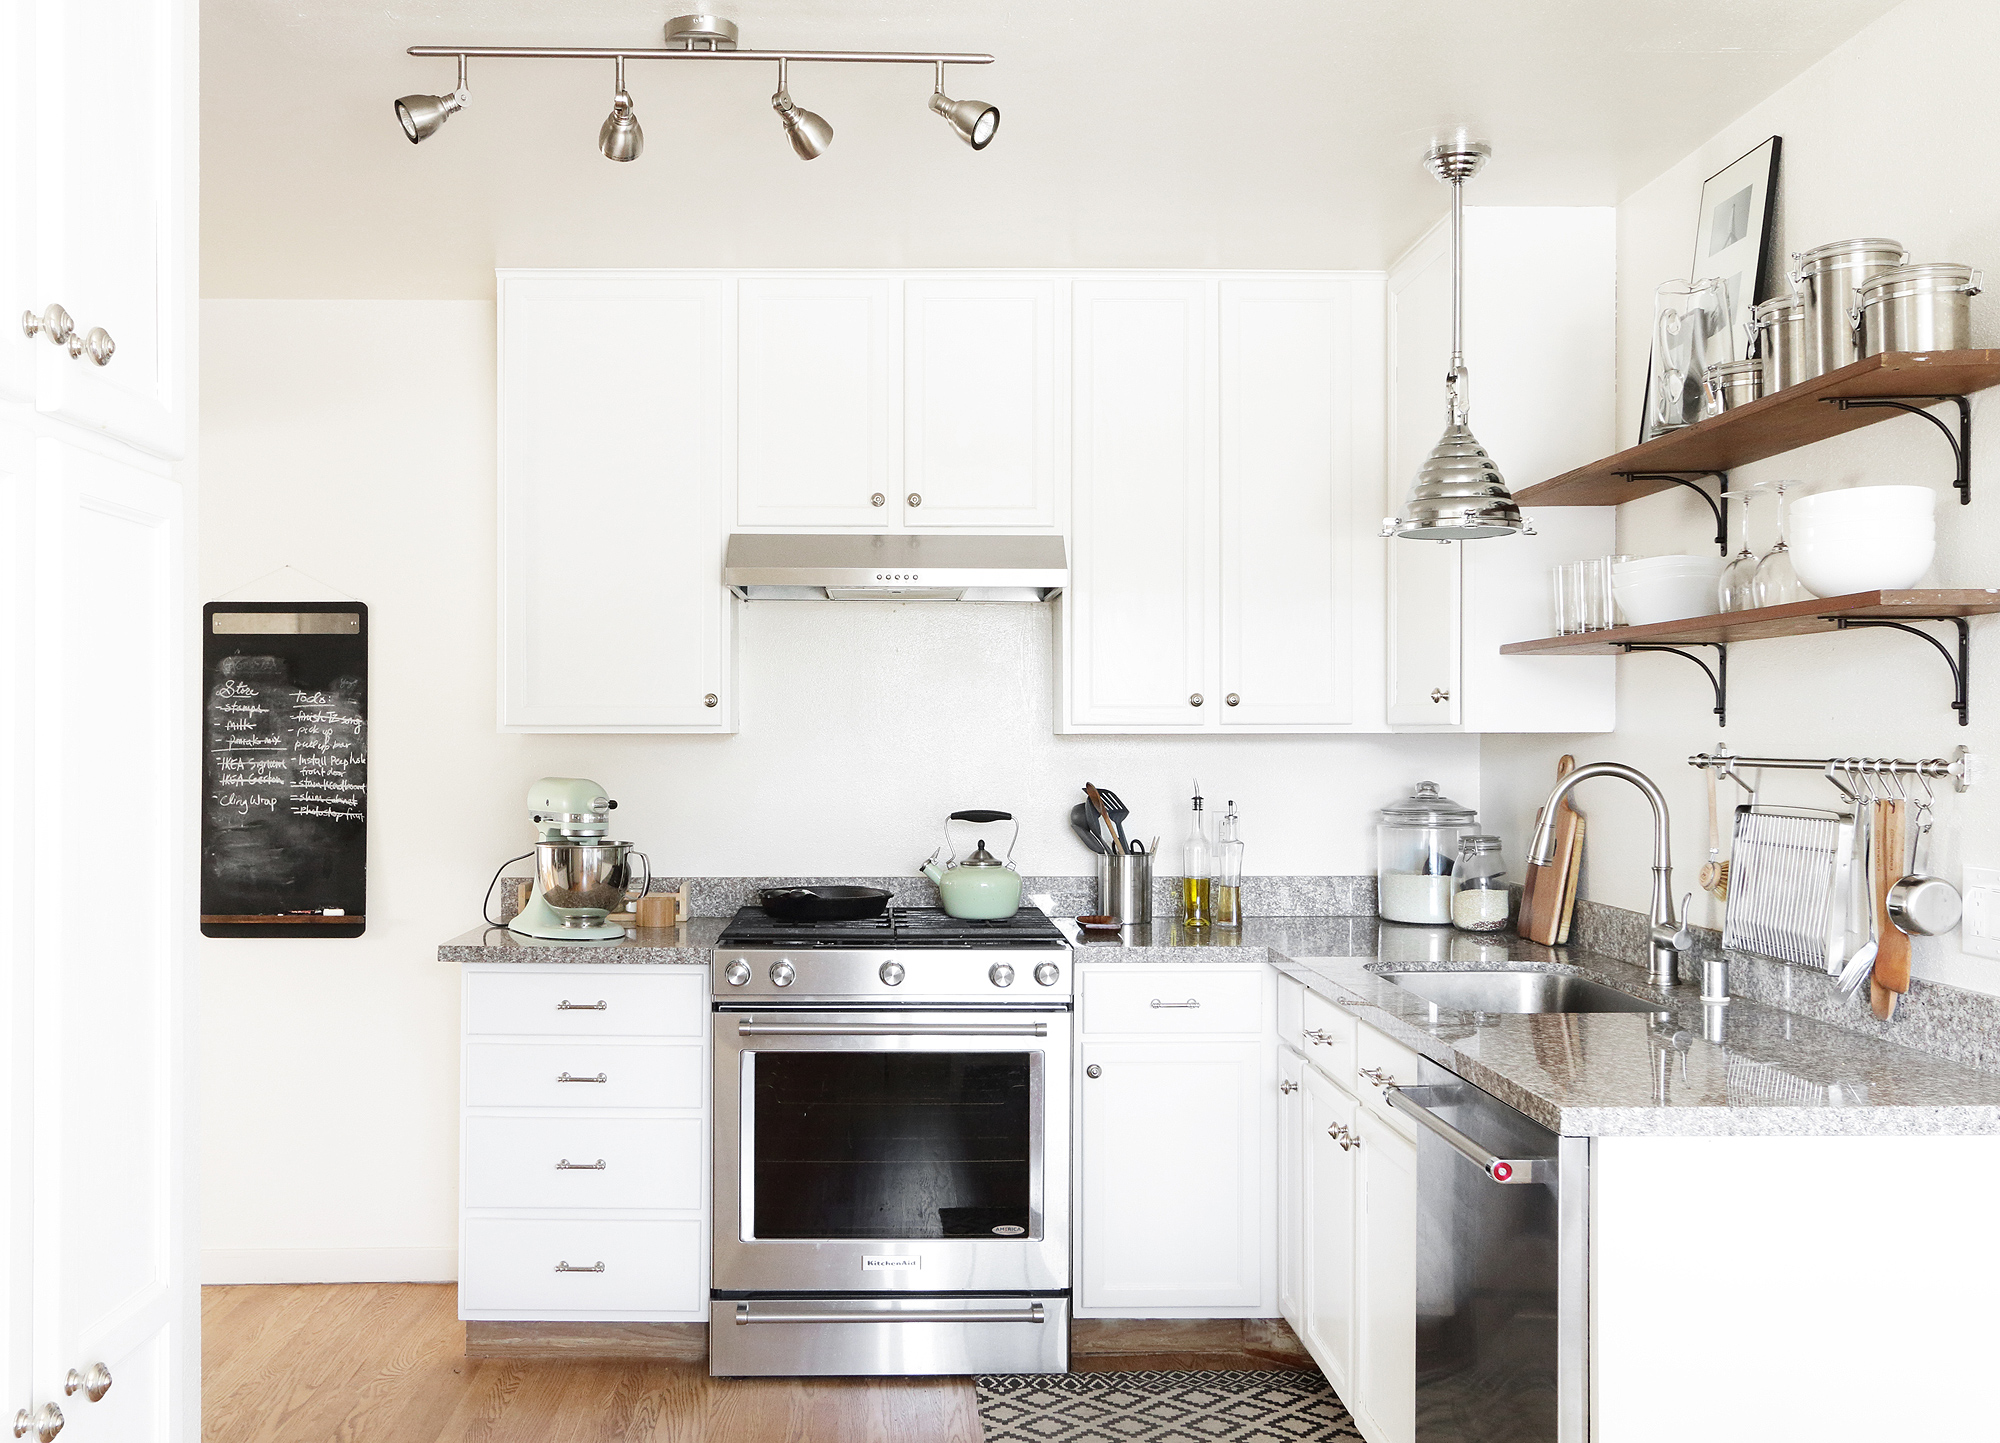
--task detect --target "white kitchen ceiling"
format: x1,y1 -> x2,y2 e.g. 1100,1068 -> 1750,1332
201,0 -> 1902,298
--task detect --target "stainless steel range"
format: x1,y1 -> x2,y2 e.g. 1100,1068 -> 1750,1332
708,905 -> 1072,1378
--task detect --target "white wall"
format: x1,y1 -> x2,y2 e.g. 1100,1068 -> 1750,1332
1483,0 -> 2000,999
198,297 -> 1479,1281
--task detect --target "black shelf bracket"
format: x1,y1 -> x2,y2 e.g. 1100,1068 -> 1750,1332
1825,395 -> 1972,505
1620,641 -> 1728,727
1617,471 -> 1732,554
1833,616 -> 1972,726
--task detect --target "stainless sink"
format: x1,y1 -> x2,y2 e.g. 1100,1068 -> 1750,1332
1374,969 -> 1658,1015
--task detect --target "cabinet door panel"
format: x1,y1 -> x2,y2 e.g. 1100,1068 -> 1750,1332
1079,1040 -> 1262,1311
902,280 -> 1060,528
1354,1118 -> 1417,1443
499,274 -> 733,730
1219,282 -> 1352,726
1302,1065 -> 1356,1396
1277,1048 -> 1304,1331
1386,539 -> 1462,724
736,278 -> 893,527
1065,281 -> 1211,730
0,2 -> 35,404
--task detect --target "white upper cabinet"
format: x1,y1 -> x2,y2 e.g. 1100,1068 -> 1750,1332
736,277 -> 894,527
1063,280 -> 1212,730
903,280 -> 1064,528
1386,209 -> 1616,732
499,272 -> 735,732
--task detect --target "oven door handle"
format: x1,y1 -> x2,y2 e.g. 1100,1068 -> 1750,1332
1382,1085 -> 1547,1184
734,1302 -> 1045,1325
735,1021 -> 1049,1037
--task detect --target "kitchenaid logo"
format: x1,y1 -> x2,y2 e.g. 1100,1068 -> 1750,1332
863,1255 -> 921,1271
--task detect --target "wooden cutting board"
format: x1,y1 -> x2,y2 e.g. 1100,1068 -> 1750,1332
1521,755 -> 1580,946
1872,798 -> 1910,1021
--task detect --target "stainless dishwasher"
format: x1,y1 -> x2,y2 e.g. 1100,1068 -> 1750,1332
1380,1059 -> 1589,1443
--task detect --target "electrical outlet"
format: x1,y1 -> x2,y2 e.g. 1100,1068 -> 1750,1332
1961,866 -> 2000,959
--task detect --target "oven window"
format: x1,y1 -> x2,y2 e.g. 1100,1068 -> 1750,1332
751,1052 -> 1033,1240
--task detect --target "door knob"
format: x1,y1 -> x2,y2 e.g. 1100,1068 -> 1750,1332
1225,693 -> 1240,706
906,493 -> 922,508
64,1365 -> 111,1403
67,328 -> 114,366
1430,688 -> 1450,703
1085,1064 -> 1102,1079
704,693 -> 718,707
1189,693 -> 1203,707
20,304 -> 73,346
871,493 -> 886,507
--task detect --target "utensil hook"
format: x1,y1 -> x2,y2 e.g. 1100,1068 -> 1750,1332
1824,759 -> 1860,804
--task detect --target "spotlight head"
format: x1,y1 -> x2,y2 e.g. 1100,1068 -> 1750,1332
772,90 -> 833,160
396,87 -> 467,144
599,89 -> 643,161
929,90 -> 998,150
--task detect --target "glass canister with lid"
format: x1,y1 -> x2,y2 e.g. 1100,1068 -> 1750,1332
1451,835 -> 1512,932
1377,782 -> 1478,926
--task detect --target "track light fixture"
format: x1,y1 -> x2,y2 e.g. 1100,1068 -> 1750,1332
929,61 -> 998,150
599,58 -> 644,161
770,59 -> 833,160
396,54 -> 469,144
393,13 -> 997,157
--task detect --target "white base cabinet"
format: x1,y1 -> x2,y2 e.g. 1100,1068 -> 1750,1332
459,964 -> 709,1322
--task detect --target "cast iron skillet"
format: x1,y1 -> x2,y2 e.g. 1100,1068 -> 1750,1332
757,885 -> 894,922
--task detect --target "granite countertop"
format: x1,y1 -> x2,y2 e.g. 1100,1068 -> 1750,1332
440,914 -> 2000,1138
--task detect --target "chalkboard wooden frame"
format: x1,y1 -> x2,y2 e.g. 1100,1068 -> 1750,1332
201,601 -> 368,938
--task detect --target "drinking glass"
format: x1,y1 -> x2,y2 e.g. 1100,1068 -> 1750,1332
1580,556 -> 1613,630
1551,562 -> 1581,635
1718,486 -> 1765,612
1753,481 -> 1806,608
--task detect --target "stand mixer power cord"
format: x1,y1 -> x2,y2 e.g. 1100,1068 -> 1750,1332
482,852 -> 534,928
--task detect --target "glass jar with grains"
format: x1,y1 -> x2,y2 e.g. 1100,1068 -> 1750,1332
1450,834 -> 1511,932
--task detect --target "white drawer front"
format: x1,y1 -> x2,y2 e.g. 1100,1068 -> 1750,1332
464,1116 -> 703,1210
1300,988 -> 1358,1081
461,1217 -> 705,1314
1081,967 -> 1265,1035
1356,1022 -> 1424,1139
466,1042 -> 703,1110
466,969 -> 706,1037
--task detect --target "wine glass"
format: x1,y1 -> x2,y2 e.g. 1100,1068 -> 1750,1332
1718,486 -> 1765,612
1753,480 -> 1806,608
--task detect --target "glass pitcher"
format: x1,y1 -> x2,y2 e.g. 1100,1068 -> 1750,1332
1646,277 -> 1730,439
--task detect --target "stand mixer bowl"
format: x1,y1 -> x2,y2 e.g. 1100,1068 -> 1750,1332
536,840 -> 643,925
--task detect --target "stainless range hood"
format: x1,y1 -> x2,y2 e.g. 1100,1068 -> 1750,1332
723,533 -> 1067,602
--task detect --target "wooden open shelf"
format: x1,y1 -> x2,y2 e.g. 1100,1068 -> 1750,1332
1514,351 -> 2000,507
1500,589 -> 2000,655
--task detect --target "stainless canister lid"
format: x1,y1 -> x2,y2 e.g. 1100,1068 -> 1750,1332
1751,293 -> 1807,323
1857,262 -> 1983,304
1379,781 -> 1478,826
1793,237 -> 1907,273
1705,358 -> 1763,380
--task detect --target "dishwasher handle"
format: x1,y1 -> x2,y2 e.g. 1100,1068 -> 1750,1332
1382,1085 -> 1547,1185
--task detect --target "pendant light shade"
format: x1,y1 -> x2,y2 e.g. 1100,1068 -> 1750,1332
771,59 -> 832,160
397,56 -> 470,144
1384,138 -> 1530,541
599,91 -> 643,161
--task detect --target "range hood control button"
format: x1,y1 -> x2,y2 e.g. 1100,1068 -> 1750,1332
989,963 -> 1015,988
1034,962 -> 1061,987
723,959 -> 751,987
769,961 -> 796,988
879,962 -> 905,986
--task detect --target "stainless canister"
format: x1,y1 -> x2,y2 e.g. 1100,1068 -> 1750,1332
1703,358 -> 1762,414
1791,238 -> 1907,377
1097,850 -> 1152,926
1854,262 -> 1982,357
1750,293 -> 1812,394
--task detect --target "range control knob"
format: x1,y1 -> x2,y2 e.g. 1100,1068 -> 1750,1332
769,960 -> 796,988
1034,962 -> 1061,987
879,961 -> 905,987
723,959 -> 752,987
989,963 -> 1015,988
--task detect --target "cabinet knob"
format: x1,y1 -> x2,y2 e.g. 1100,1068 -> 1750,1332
1189,693 -> 1204,708
1359,1066 -> 1394,1089
906,492 -> 922,508
1304,1028 -> 1332,1046
871,493 -> 886,507
1279,1078 -> 1298,1094
1430,688 -> 1450,703
27,1404 -> 59,1442
1225,693 -> 1240,707
704,693 -> 718,708
67,327 -> 114,366
1085,1064 -> 1102,1079
1335,1125 -> 1361,1152
20,304 -> 73,345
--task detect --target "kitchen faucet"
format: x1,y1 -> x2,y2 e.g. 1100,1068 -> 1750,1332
1528,762 -> 1692,985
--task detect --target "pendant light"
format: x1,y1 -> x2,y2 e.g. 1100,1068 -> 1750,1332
598,58 -> 644,161
1383,137 -> 1530,541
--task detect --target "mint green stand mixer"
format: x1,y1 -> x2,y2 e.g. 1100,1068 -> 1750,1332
506,777 -> 651,942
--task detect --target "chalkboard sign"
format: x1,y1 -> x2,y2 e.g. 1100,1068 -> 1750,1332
201,602 -> 368,938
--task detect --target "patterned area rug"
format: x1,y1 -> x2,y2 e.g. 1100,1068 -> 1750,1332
975,1369 -> 1361,1442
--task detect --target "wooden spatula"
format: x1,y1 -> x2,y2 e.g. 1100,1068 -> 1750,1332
1521,756 -> 1580,946
1872,798 -> 1911,1021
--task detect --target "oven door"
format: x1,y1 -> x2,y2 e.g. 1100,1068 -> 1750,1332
713,1008 -> 1070,1295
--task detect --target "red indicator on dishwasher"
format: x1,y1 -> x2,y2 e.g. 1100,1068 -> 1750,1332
1492,1161 -> 1513,1182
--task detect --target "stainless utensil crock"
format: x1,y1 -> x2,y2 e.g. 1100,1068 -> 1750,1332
1791,238 -> 1907,377
1097,849 -> 1152,926
1854,262 -> 1982,357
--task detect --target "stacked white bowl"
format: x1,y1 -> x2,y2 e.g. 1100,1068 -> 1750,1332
1611,554 -> 1728,624
1789,485 -> 1936,597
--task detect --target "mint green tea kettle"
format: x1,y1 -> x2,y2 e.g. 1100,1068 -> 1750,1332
920,809 -> 1023,919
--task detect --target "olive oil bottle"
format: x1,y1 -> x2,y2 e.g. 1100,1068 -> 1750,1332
1181,780 -> 1211,929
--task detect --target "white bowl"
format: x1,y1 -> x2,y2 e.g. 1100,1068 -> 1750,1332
1617,553 -> 1725,574
1791,485 -> 1936,522
1791,509 -> 1936,597
1614,560 -> 1727,624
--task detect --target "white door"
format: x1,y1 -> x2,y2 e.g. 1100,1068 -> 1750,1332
901,280 -> 1061,528
1218,281 -> 1354,727
498,273 -> 735,731
735,277 -> 894,528
1276,1048 -> 1305,1331
29,0 -> 190,457
29,441 -> 190,1443
1078,1041 -> 1263,1312
1353,1117 -> 1417,1443
1064,280 -> 1212,731
1386,539 -> 1462,725
1302,1064 -> 1357,1397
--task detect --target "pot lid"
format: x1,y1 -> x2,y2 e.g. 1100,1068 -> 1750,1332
962,839 -> 1007,866
1379,781 -> 1478,826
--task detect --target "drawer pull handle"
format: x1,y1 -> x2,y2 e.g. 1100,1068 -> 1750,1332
736,1302 -> 1044,1325
1333,1124 -> 1361,1152
556,1158 -> 607,1170
557,1072 -> 608,1084
557,999 -> 607,1011
1304,1028 -> 1333,1045
555,1260 -> 605,1272
1149,998 -> 1200,1009
1359,1066 -> 1395,1089
1279,1078 -> 1298,1094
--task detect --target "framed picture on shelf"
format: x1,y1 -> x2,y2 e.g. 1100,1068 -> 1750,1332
1691,136 -> 1782,362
